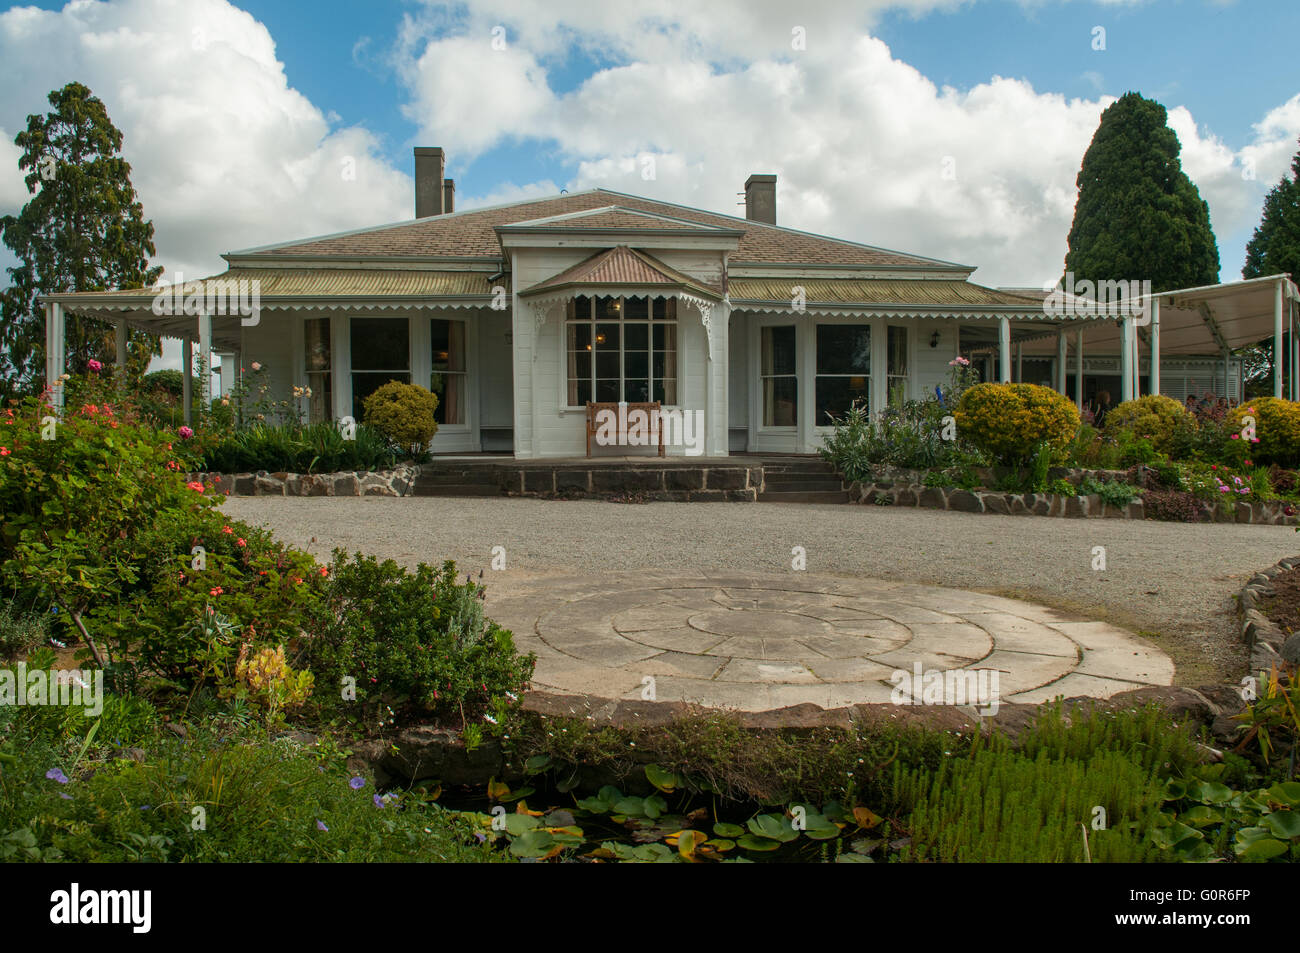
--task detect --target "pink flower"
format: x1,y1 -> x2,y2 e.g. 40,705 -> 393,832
186,481 -> 204,492
236,538 -> 247,548
222,525 -> 233,534
178,425 -> 194,439
251,361 -> 262,371
0,448 -> 8,457
319,567 -> 328,577
87,359 -> 102,373
209,587 -> 223,597
1230,433 -> 1239,440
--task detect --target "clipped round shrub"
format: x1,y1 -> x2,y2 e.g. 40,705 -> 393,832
1104,394 -> 1187,454
1227,397 -> 1300,467
362,381 -> 438,457
954,383 -> 1081,466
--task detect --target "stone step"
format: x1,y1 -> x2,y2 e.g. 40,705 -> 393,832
762,479 -> 846,492
756,490 -> 853,504
411,483 -> 504,497
415,472 -> 502,485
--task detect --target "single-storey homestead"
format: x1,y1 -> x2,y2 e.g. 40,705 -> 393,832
41,147 -> 1300,457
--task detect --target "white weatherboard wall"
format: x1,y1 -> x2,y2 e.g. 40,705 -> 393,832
239,313 -> 295,421
509,245 -> 725,458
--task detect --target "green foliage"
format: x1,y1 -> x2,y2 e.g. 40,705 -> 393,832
0,600 -> 48,663
1243,140 -> 1300,284
820,395 -> 980,481
954,383 -> 1081,467
0,710 -> 499,863
1104,394 -> 1189,455
0,82 -> 162,398
1153,775 -> 1300,862
141,369 -> 184,399
362,381 -> 438,457
1063,91 -> 1219,294
1078,476 -> 1142,508
202,421 -> 398,473
1047,478 -> 1077,497
302,552 -> 534,724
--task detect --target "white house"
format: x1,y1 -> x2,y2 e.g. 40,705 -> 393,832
41,147 -> 1300,457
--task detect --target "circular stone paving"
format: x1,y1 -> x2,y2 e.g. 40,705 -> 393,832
484,572 -> 1174,712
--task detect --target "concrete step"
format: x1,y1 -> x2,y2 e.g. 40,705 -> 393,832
415,472 -> 502,485
756,490 -> 853,504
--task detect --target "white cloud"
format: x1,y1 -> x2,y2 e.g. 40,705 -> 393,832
0,0 -> 408,280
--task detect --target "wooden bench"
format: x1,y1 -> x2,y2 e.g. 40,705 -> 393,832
586,401 -> 665,457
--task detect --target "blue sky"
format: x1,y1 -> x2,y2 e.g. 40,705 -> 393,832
0,0 -> 1297,296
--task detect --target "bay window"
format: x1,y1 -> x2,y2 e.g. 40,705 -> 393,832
565,295 -> 677,406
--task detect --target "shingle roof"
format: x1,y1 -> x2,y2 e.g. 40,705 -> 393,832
241,189 -> 967,269
521,246 -> 722,298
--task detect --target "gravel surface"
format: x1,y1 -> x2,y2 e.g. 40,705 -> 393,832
221,497 -> 1300,685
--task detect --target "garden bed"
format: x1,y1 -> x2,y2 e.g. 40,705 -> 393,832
186,464 -> 420,497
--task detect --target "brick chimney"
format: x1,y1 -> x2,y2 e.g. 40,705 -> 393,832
744,174 -> 776,225
415,147 -> 445,217
443,178 -> 456,214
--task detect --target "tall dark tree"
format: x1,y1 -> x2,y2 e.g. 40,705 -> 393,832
1063,91 -> 1220,293
1243,140 -> 1300,282
0,82 -> 162,398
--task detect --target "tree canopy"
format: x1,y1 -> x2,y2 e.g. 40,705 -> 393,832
1243,139 -> 1300,283
1063,91 -> 1220,294
0,81 -> 162,398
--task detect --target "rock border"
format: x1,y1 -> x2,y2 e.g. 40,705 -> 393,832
188,464 -> 419,498
1239,555 -> 1300,670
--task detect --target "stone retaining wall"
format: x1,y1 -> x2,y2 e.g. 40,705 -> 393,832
1239,557 -> 1300,672
188,464 -> 419,497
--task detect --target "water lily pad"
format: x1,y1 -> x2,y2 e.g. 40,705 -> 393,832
704,838 -> 736,852
747,813 -> 799,843
836,853 -> 874,863
524,754 -> 552,773
1263,810 -> 1300,840
713,822 -> 745,838
509,829 -> 558,858
677,829 -> 708,860
736,834 -> 781,852
645,764 -> 681,793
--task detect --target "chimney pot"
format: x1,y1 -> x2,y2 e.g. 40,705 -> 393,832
743,173 -> 777,225
414,147 -> 445,217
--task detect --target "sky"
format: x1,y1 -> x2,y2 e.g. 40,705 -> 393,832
0,0 -> 1297,368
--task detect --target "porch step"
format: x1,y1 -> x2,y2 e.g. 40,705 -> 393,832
411,482 -> 503,497
756,489 -> 853,504
762,478 -> 846,493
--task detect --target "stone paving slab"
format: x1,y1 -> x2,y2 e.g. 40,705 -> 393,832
486,572 -> 1174,712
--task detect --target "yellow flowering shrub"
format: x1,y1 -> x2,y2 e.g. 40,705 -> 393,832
362,381 -> 438,457
1104,394 -> 1188,454
1227,397 -> 1300,467
954,383 -> 1081,466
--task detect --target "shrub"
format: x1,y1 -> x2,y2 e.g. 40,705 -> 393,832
303,552 -> 534,724
820,396 -> 981,480
0,601 -> 47,663
1228,397 -> 1300,467
0,396 -> 217,668
1141,489 -> 1204,522
1078,477 -> 1141,508
202,422 -> 398,473
1104,395 -> 1188,454
141,369 -> 185,399
954,383 -> 1080,467
363,381 -> 438,457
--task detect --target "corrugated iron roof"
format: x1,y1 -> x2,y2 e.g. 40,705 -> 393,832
729,277 -> 1047,309
52,268 -> 495,300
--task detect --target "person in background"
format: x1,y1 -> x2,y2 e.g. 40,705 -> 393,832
1093,390 -> 1112,427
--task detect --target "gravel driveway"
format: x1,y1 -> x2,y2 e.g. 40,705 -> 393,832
221,497 -> 1300,684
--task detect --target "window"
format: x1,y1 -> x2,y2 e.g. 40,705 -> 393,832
887,326 -> 908,405
815,324 -> 870,422
565,295 -> 677,406
761,325 -> 798,427
303,317 -> 332,423
351,317 -> 410,420
430,318 -> 466,425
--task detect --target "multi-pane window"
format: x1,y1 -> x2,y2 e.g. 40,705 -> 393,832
761,325 -> 798,427
351,317 -> 410,420
430,318 -> 466,425
887,326 -> 909,405
565,295 -> 677,406
815,324 -> 871,422
303,317 -> 332,423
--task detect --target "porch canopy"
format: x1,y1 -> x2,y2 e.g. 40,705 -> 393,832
38,267 -> 495,420
986,274 -> 1300,403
